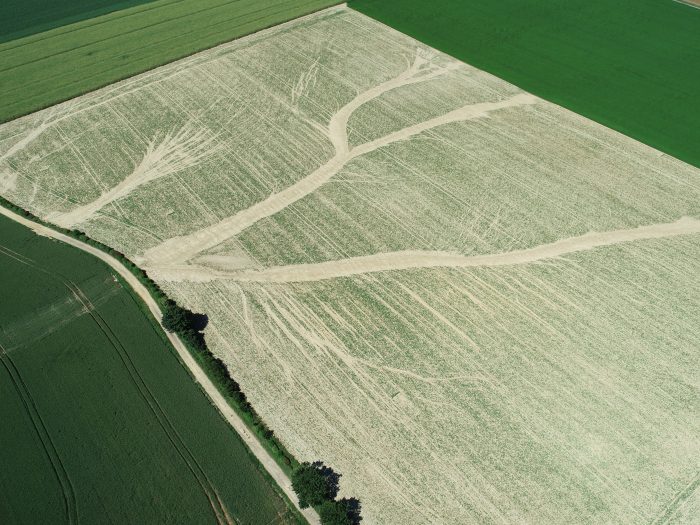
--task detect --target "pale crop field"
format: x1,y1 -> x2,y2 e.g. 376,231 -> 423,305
1,6 -> 699,524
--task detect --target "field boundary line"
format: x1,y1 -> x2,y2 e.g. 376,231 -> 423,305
0,205 -> 320,525
0,3 -> 347,160
672,0 -> 700,9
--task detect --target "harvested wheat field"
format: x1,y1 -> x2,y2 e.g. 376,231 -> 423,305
1,6 -> 699,524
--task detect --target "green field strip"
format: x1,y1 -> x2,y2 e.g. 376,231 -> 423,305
0,361 -> 65,522
0,344 -> 77,524
0,0 -> 338,74
63,282 -> 218,522
0,0 -> 157,44
0,214 -> 300,524
0,240 -> 217,524
65,282 -> 231,524
0,0 -> 342,123
349,0 -> 700,169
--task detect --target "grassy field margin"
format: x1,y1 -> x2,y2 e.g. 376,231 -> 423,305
0,195 -> 317,525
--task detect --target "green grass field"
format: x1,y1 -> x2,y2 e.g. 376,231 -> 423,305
0,0 -> 155,43
0,213 -> 299,524
349,0 -> 700,169
0,0 -> 341,123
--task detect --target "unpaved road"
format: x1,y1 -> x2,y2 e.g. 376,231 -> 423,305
148,216 -> 700,283
141,62 -> 537,267
0,205 -> 319,525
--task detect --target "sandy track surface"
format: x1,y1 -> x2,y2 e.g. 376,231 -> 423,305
148,217 -> 700,282
0,205 -> 319,525
52,126 -> 220,229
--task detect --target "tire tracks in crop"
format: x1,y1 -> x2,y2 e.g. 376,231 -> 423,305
0,207 -> 321,524
0,243 -> 233,525
65,282 -> 234,525
650,472 -> 700,525
141,58 -> 535,267
0,342 -> 78,525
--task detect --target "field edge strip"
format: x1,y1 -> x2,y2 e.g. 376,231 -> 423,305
0,197 -> 318,525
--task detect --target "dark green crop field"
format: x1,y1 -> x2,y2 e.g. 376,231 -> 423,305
349,0 -> 700,168
0,0 -> 156,43
0,214 -> 299,524
0,0 -> 341,123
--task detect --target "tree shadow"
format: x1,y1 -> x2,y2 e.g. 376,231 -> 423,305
312,461 -> 341,499
341,497 -> 362,524
188,312 -> 209,331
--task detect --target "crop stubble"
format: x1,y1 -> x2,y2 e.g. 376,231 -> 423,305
1,6 -> 698,524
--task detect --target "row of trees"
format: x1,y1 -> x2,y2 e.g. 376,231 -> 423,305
160,301 -> 255,425
292,461 -> 362,524
161,301 -> 362,523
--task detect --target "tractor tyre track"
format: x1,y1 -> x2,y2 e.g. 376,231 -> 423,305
66,282 -> 234,525
0,241 -> 231,525
0,343 -> 78,525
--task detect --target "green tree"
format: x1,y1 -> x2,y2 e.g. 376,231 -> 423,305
291,462 -> 338,508
161,300 -> 190,333
179,328 -> 206,352
319,498 -> 361,525
318,500 -> 352,525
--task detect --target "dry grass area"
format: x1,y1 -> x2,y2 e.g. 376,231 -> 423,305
1,6 -> 699,524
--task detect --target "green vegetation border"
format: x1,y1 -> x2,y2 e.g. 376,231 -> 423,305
0,195 -> 307,522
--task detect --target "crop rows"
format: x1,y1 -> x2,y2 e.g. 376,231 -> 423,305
1,6 -> 698,523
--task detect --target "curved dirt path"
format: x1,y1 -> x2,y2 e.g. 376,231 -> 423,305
0,205 -> 319,525
52,126 -> 220,229
148,217 -> 700,283
141,62 -> 537,267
